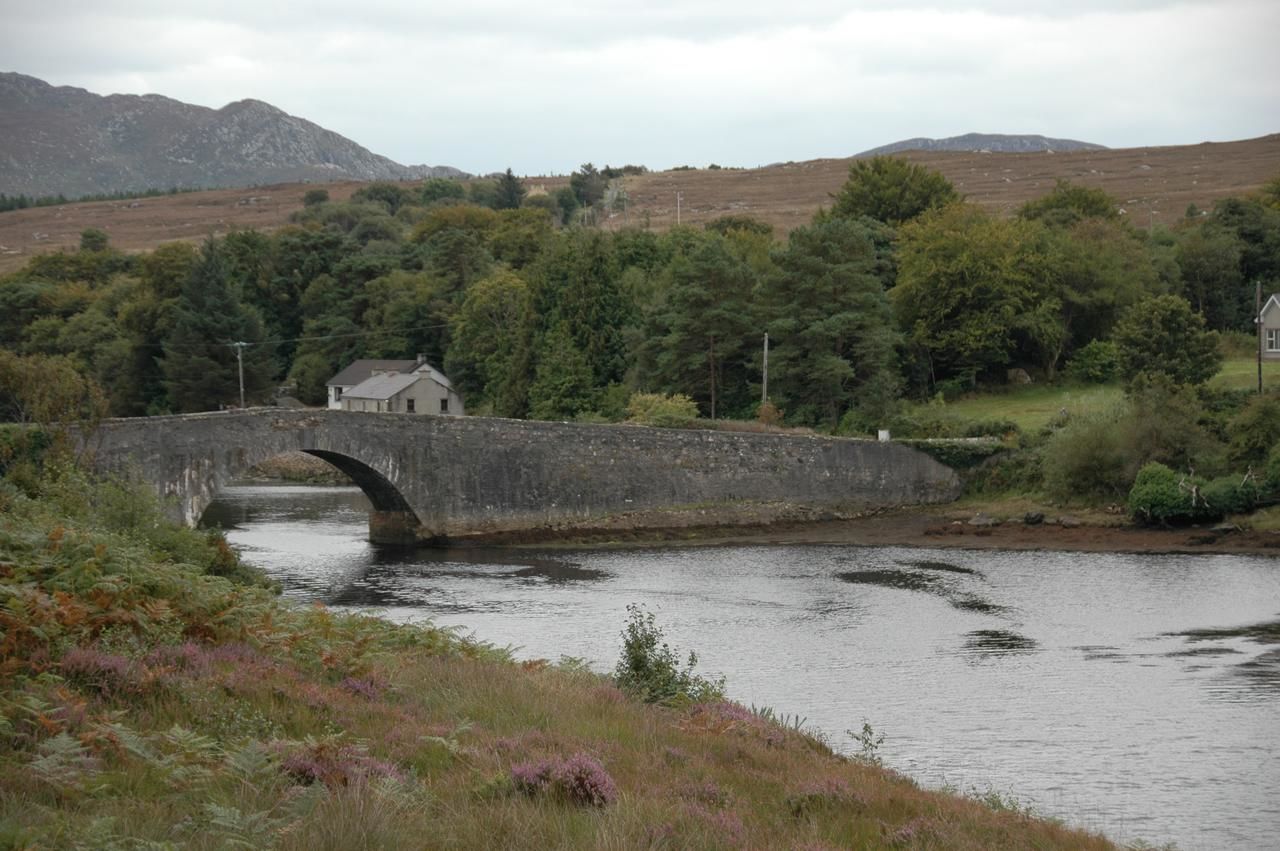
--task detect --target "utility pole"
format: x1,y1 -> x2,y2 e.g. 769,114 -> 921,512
676,191 -> 683,226
1257,280 -> 1264,395
761,332 -> 769,405
232,341 -> 247,408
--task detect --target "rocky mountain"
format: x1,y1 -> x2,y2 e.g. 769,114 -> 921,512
857,133 -> 1106,157
0,72 -> 464,197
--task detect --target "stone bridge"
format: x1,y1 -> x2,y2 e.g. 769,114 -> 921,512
85,409 -> 961,545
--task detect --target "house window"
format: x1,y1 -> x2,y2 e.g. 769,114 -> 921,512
440,398 -> 449,414
407,398 -> 415,413
1268,329 -> 1280,352
334,387 -> 343,401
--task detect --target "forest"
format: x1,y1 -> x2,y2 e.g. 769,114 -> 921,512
3,158 -> 1280,519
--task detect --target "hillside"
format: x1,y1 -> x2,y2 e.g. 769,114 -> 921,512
856,132 -> 1106,157
0,72 -> 462,198
1,134 -> 1277,273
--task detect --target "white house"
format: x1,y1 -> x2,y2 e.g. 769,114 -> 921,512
1259,293 -> 1280,361
327,357 -> 465,415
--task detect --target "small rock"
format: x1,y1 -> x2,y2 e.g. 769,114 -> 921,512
1006,368 -> 1033,385
1211,523 -> 1241,534
1023,512 -> 1044,526
1057,515 -> 1081,528
968,513 -> 999,528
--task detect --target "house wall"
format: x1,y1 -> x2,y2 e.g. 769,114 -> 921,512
1263,306 -> 1280,361
390,378 -> 465,416
328,386 -> 344,410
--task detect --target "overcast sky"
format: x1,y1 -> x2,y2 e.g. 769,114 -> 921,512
4,0 -> 1277,175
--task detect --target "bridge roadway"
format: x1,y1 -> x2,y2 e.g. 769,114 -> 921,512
85,408 -> 961,545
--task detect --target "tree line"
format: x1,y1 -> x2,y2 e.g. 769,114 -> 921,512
1,160 -> 1279,436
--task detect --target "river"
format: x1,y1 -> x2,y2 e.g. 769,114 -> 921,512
202,483 -> 1280,851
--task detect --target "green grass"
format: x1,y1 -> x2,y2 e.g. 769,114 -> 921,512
1209,356 -> 1280,391
907,357 -> 1280,435
918,383 -> 1122,433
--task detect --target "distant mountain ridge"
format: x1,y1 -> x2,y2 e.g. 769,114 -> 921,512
0,72 -> 465,197
858,133 -> 1107,157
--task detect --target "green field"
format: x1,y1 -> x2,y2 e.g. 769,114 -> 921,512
915,357 -> 1279,433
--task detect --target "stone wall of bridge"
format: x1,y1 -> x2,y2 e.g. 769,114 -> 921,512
87,409 -> 961,544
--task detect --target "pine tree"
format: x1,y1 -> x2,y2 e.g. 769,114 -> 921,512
161,239 -> 274,412
494,168 -> 527,210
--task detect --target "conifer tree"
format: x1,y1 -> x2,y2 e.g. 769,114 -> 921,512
161,239 -> 273,412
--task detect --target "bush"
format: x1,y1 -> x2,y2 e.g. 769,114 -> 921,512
1227,394 -> 1280,466
1127,462 -> 1215,525
1042,406 -> 1131,501
1202,475 -> 1259,517
614,604 -> 724,706
1065,340 -> 1119,384
302,188 -> 329,207
625,393 -> 698,428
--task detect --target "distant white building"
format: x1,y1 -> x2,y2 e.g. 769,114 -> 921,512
325,357 -> 465,415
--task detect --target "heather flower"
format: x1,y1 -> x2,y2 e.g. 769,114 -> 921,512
510,752 -> 617,807
59,647 -> 138,696
275,739 -> 404,788
686,803 -> 746,846
339,675 -> 385,700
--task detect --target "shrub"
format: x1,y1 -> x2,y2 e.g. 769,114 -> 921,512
302,188 -> 330,207
757,400 -> 783,427
1227,394 -> 1280,466
511,753 -> 617,807
1042,406 -> 1130,501
1065,340 -> 1119,384
625,393 -> 698,428
614,604 -> 724,705
1127,462 -> 1215,525
1202,475 -> 1259,517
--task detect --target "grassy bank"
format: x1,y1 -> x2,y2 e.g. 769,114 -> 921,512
0,464 -> 1121,850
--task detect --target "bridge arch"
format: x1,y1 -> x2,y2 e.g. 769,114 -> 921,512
89,408 -> 962,546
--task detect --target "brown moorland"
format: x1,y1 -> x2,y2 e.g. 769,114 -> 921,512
2,134 -> 1277,273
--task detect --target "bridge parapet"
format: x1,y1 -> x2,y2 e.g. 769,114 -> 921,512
87,409 -> 962,544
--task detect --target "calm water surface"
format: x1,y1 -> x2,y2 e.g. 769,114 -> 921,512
203,484 -> 1280,851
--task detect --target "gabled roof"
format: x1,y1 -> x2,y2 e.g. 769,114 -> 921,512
326,359 -> 416,388
410,361 -> 454,390
1261,293 -> 1280,321
342,372 -> 421,401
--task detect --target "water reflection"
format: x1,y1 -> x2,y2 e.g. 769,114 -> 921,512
203,483 -> 1280,851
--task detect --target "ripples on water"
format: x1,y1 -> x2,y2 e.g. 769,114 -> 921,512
203,484 -> 1280,851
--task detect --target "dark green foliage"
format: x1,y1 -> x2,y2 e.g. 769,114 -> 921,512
420,178 -> 467,205
1202,475 -> 1259,516
351,181 -> 412,214
762,217 -> 901,427
898,439 -> 1007,470
494,168 -> 527,211
527,322 -> 596,420
569,163 -> 606,208
1128,462 -> 1215,525
1019,180 -> 1119,227
533,230 -> 632,388
79,228 -> 109,253
830,156 -> 959,226
1176,224 -> 1246,331
704,215 -> 773,237
446,270 -> 534,417
1045,377 -> 1224,503
893,204 -> 1052,389
1066,340 -> 1119,384
553,187 -> 580,223
468,179 -> 500,209
1112,295 -> 1222,386
1227,393 -> 1280,466
160,239 -> 274,412
637,233 -> 757,418
302,188 -> 330,206
613,604 -> 724,706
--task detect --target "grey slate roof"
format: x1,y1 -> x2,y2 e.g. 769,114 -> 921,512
326,359 -> 416,388
342,372 -> 421,401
